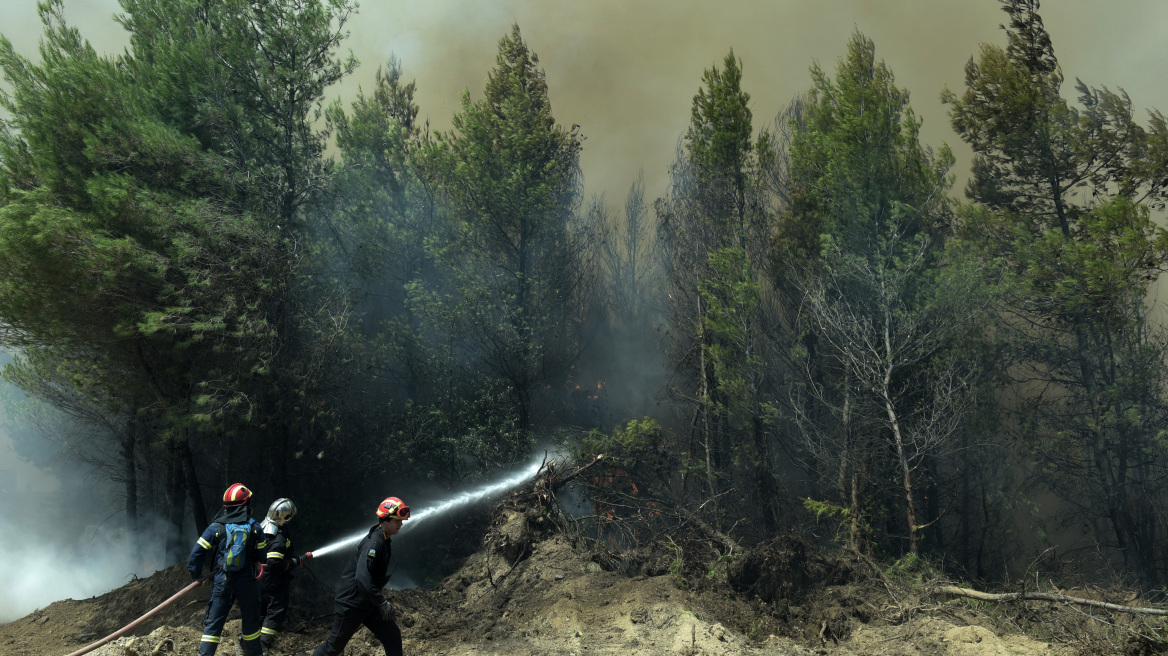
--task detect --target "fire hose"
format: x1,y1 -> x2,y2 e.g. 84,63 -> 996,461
60,554 -> 311,656
62,578 -> 206,656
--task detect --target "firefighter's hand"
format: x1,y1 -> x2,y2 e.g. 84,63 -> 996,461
379,599 -> 393,620
193,574 -> 209,586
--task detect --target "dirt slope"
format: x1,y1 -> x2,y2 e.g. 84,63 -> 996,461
0,509 -> 1073,656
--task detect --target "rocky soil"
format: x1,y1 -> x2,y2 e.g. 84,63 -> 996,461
0,505 -> 1123,656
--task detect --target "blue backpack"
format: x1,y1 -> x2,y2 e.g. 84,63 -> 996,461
221,521 -> 251,572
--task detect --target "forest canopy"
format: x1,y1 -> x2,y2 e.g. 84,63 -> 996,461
3,0 -> 1168,592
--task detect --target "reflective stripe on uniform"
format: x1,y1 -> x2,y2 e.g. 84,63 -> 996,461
256,539 -> 268,549
260,627 -> 278,636
197,537 -> 212,550
267,551 -> 285,559
242,629 -> 262,641
200,635 -> 221,643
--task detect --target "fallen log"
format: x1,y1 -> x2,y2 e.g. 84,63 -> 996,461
683,512 -> 740,555
937,585 -> 1168,616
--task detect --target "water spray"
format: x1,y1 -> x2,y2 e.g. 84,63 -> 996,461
56,454 -> 556,655
310,453 -> 552,558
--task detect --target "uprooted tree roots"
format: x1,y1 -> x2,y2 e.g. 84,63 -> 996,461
485,453 -> 1168,655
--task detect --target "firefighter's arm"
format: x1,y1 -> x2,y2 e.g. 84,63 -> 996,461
187,524 -> 220,580
264,533 -> 291,574
354,543 -> 383,605
251,525 -> 269,568
286,533 -> 314,567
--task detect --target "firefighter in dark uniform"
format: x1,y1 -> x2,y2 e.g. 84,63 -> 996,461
187,483 -> 268,656
258,498 -> 313,655
311,496 -> 410,656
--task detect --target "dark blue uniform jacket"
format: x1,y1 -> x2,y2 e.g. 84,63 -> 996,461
187,506 -> 268,579
333,525 -> 392,609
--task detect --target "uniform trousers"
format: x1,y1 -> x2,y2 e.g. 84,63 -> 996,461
198,573 -> 262,656
310,603 -> 402,656
259,582 -> 290,649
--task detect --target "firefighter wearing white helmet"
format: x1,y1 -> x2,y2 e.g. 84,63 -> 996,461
257,498 -> 313,656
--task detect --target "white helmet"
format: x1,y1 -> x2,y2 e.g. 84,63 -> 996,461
264,498 -> 297,527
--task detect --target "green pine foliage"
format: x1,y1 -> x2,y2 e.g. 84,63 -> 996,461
0,0 -> 357,532
4,0 -> 1168,593
943,0 -> 1168,587
425,24 -> 591,433
780,30 -> 997,556
0,2 -> 281,425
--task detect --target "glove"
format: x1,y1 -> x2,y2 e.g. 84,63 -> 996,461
379,598 -> 393,620
193,574 -> 209,586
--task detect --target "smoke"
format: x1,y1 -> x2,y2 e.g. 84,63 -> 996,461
0,513 -> 173,624
0,351 -> 173,623
5,0 -> 1168,205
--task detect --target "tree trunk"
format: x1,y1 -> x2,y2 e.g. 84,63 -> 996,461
882,363 -> 917,556
887,399 -> 918,556
850,471 -> 862,553
121,421 -> 139,564
165,449 -> 186,560
937,585 -> 1168,616
697,292 -> 717,505
180,429 -> 208,532
275,430 -> 290,493
751,410 -> 778,533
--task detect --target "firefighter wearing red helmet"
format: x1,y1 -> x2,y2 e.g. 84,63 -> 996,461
187,484 -> 268,656
311,496 -> 411,656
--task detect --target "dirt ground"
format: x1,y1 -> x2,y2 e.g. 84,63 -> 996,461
0,508 -> 1101,656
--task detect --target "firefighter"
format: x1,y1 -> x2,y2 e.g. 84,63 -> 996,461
257,498 -> 313,655
187,483 -> 268,656
311,496 -> 410,656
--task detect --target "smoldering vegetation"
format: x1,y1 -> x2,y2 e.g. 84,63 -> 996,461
4,1 -> 1168,642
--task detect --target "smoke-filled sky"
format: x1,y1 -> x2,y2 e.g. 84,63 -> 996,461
4,0 -> 1168,205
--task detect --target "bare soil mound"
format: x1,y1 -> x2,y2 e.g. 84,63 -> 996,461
0,563 -> 212,656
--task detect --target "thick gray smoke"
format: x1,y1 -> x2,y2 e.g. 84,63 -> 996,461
5,0 -> 1167,204
0,351 -> 171,623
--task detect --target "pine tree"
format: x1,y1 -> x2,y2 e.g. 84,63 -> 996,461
657,50 -> 784,531
0,0 -> 356,532
943,0 -> 1168,587
781,31 -> 989,556
426,24 -> 591,434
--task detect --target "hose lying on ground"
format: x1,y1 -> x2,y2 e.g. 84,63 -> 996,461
63,578 -> 205,656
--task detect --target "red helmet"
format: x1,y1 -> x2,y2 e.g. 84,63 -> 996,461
376,496 -> 410,520
223,483 -> 252,507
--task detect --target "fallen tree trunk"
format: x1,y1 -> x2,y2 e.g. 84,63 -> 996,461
937,585 -> 1168,616
683,512 -> 740,554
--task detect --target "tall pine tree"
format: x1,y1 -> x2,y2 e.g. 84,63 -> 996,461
943,0 -> 1168,587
